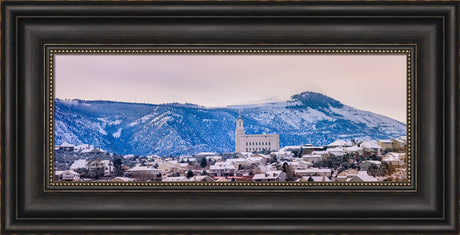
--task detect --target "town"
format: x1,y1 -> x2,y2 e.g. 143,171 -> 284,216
54,113 -> 407,183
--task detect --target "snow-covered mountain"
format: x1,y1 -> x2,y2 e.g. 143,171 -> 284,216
55,91 -> 406,156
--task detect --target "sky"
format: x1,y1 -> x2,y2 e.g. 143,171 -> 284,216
55,54 -> 407,123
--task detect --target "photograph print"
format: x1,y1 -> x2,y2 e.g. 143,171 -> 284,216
53,51 -> 408,184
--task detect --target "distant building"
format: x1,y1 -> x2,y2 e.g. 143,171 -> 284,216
70,159 -> 88,171
235,111 -> 279,153
298,175 -> 331,182
348,171 -> 378,182
360,140 -> 382,155
253,171 -> 286,182
55,170 -> 80,181
391,136 -> 407,151
327,139 -> 352,148
88,159 -> 113,176
377,139 -> 393,152
337,169 -> 358,182
295,168 -> 332,177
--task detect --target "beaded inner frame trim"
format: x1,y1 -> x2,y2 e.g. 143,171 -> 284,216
46,47 -> 413,188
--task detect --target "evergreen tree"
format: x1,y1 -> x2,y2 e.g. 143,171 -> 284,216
200,158 -> 208,168
112,158 -> 123,176
186,170 -> 194,179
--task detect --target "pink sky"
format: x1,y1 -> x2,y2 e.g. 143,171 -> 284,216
55,54 -> 407,122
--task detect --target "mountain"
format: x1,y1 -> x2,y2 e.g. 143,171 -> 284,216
54,91 -> 406,156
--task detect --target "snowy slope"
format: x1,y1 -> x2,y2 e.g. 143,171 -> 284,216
54,91 -> 406,156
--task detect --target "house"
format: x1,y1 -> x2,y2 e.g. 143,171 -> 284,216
209,162 -> 236,177
100,160 -> 114,176
86,159 -> 114,176
382,152 -> 405,171
359,140 -> 382,155
344,146 -> 363,155
337,169 -> 358,182
253,171 -> 286,182
57,170 -> 80,181
347,171 -> 378,182
87,159 -> 106,178
273,150 -> 294,160
158,161 -> 181,176
195,152 -> 218,161
127,166 -> 161,176
191,175 -> 215,182
215,177 -> 230,182
302,154 -> 322,163
162,176 -> 189,182
311,150 -> 329,160
359,160 -> 382,171
391,136 -> 407,151
111,177 -> 135,182
326,147 -> 345,158
327,139 -> 352,148
299,144 -> 324,155
298,175 -> 331,182
377,139 -> 393,152
295,168 -> 332,177
59,142 -> 75,152
70,159 -> 88,171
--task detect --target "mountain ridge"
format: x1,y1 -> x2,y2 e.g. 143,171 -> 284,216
55,91 -> 406,156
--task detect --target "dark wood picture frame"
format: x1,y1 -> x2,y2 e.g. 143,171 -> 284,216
1,1 -> 458,234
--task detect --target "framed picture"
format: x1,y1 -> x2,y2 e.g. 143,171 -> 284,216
2,1 -> 458,234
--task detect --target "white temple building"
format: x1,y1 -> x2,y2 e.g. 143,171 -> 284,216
235,111 -> 279,153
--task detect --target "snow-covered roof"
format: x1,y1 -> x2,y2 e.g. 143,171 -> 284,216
302,176 -> 331,182
392,136 -> 407,143
311,151 -> 327,155
179,163 -> 189,168
127,166 -> 161,172
338,169 -> 358,177
360,140 -> 382,149
348,171 -> 378,182
279,145 -> 303,152
295,168 -> 332,174
215,177 -> 230,182
162,177 -> 189,182
246,157 -> 264,163
58,170 -> 80,176
344,146 -> 362,152
378,139 -> 393,143
253,171 -> 284,180
302,154 -> 322,158
327,139 -> 352,147
196,152 -> 217,156
326,147 -> 344,153
70,159 -> 88,169
210,163 -> 236,170
383,152 -> 404,162
192,176 -> 214,181
123,154 -> 135,159
112,177 -> 134,182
